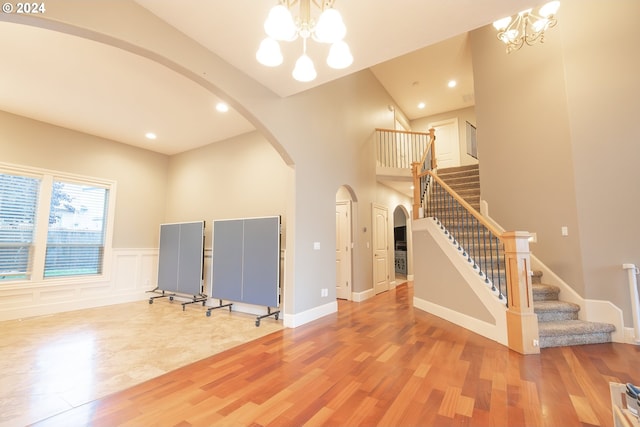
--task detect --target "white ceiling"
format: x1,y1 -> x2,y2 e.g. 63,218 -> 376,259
0,0 -> 536,155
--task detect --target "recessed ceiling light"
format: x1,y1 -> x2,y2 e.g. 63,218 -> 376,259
145,132 -> 157,140
448,80 -> 457,88
216,102 -> 229,113
417,102 -> 426,109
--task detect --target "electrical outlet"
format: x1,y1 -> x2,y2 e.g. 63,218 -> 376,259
321,288 -> 328,297
533,339 -> 539,347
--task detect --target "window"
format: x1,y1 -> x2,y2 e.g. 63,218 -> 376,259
0,164 -> 114,283
0,173 -> 40,280
44,181 -> 108,278
466,121 -> 478,159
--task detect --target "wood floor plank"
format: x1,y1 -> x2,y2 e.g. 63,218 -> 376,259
32,283 -> 640,427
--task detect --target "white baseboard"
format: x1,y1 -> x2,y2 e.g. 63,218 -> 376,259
414,296 -> 508,346
0,248 -> 158,322
352,288 -> 375,302
0,291 -> 148,321
584,299 -> 626,343
283,301 -> 337,328
622,327 -> 640,345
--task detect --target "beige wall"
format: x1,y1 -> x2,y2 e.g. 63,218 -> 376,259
561,0 -> 640,320
164,130 -> 290,243
413,225 -> 494,323
412,106 -> 478,167
0,110 -> 167,248
470,0 -> 640,325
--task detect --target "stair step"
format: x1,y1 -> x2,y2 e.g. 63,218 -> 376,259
535,300 -> 580,321
532,283 -> 559,301
440,175 -> 479,186
531,270 -> 543,285
538,320 -> 615,348
454,188 -> 480,197
438,165 -> 479,177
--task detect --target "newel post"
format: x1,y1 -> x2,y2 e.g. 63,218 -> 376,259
411,162 -> 420,220
503,231 -> 540,355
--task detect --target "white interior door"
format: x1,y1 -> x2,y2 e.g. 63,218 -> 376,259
336,201 -> 352,300
372,204 -> 389,294
429,118 -> 460,168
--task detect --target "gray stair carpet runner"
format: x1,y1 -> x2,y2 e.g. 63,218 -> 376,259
437,165 -> 616,348
532,271 -> 615,348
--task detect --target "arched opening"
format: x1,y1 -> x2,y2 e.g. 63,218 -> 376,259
393,205 -> 411,284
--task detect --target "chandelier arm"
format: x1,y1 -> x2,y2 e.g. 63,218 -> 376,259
496,7 -> 558,53
311,0 -> 336,10
280,0 -> 299,8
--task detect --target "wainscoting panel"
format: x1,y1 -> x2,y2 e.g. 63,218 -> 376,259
0,248 -> 158,321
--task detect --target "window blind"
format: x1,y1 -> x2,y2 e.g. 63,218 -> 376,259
0,173 -> 40,281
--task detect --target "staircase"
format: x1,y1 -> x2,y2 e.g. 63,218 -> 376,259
532,271 -> 615,347
436,164 -> 616,348
436,165 -> 480,210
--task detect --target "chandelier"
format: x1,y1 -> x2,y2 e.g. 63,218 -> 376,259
492,1 -> 560,53
256,0 -> 353,82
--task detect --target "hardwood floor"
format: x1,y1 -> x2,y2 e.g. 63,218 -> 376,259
34,283 -> 640,427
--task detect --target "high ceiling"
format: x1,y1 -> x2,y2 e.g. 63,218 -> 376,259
0,0 -> 536,155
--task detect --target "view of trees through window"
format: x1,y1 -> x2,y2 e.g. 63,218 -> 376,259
45,181 -> 107,278
0,170 -> 109,282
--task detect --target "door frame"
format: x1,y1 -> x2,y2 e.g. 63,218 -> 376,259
335,200 -> 352,300
372,203 -> 389,295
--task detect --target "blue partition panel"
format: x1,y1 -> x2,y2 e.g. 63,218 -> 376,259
157,221 -> 204,296
211,216 -> 280,308
211,219 -> 244,302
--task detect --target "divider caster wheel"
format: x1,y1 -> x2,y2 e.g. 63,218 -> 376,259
149,299 -> 153,304
255,320 -> 260,327
169,296 -> 174,302
206,310 -> 211,317
275,313 -> 279,320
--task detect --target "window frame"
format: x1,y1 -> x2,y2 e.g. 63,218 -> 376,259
0,162 -> 117,288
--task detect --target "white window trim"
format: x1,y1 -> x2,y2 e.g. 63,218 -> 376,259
0,161 -> 117,289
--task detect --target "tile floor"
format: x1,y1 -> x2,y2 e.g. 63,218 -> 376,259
0,299 -> 283,426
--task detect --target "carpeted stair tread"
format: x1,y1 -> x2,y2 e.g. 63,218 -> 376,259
535,300 -> 580,313
531,270 -> 543,284
438,165 -> 479,175
538,320 -> 615,336
532,283 -> 560,301
535,300 -> 580,321
538,320 -> 615,347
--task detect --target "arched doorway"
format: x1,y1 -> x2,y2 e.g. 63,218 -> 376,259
393,205 -> 411,284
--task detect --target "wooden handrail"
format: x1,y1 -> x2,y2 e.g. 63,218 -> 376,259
417,170 -> 504,241
375,128 -> 433,136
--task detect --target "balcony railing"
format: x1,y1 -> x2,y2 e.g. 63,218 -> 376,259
375,128 -> 435,170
